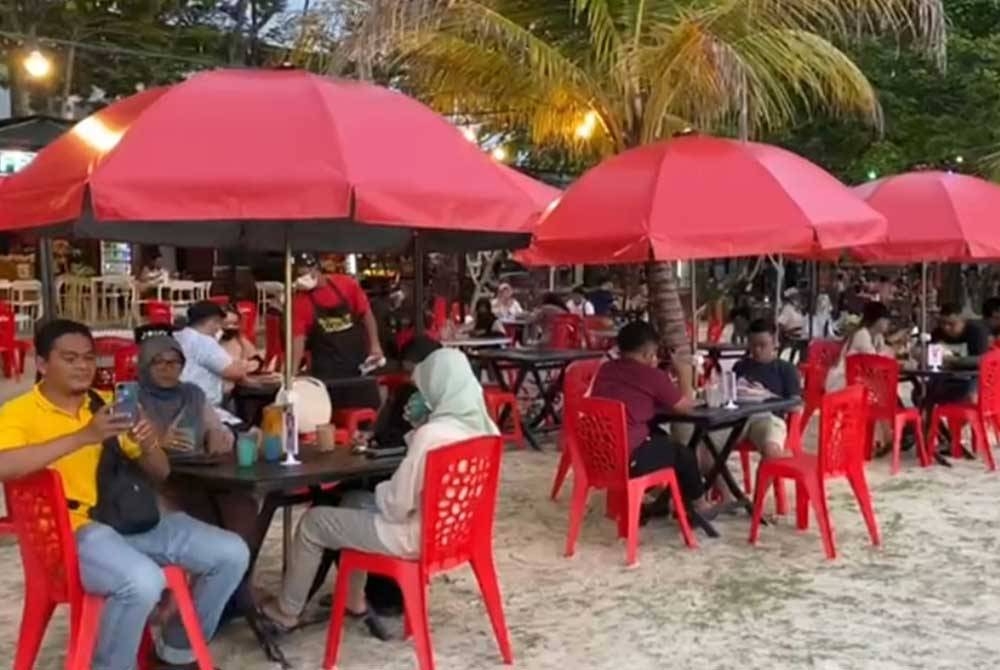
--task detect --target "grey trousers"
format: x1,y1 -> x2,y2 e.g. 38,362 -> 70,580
278,490 -> 391,615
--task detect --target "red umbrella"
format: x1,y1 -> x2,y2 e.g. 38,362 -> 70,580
523,134 -> 885,264
852,171 -> 1000,262
0,68 -> 556,252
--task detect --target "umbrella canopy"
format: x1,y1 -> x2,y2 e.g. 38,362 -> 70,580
522,134 -> 886,265
0,68 -> 557,252
852,171 -> 1000,262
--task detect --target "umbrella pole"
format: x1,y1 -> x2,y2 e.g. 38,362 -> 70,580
921,260 -> 929,365
808,260 -> 817,339
39,237 -> 56,323
690,260 -> 697,373
282,233 -> 299,464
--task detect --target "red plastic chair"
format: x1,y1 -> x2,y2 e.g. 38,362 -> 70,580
5,469 -> 214,670
145,301 -> 172,325
749,385 -> 881,560
431,296 -> 448,333
483,387 -> 525,449
264,313 -> 284,370
564,397 -> 697,566
377,371 -> 411,398
846,354 -> 929,472
93,337 -> 136,391
323,436 -> 512,670
236,300 -> 257,340
207,295 -> 229,306
549,314 -> 585,349
706,318 -> 724,344
926,348 -> 1000,472
550,358 -> 604,500
733,410 -> 804,515
0,302 -> 31,380
331,408 -> 378,445
799,339 -> 844,427
113,344 -> 140,383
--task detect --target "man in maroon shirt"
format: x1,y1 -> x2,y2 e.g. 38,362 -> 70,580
591,322 -> 713,516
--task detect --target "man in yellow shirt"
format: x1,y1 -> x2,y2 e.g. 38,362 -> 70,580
0,320 -> 249,670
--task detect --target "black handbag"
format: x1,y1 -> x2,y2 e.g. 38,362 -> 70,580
83,390 -> 161,535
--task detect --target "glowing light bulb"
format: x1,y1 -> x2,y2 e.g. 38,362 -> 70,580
866,169 -> 878,181
574,110 -> 599,140
955,155 -> 965,164
460,126 -> 477,143
491,146 -> 508,162
23,49 -> 52,79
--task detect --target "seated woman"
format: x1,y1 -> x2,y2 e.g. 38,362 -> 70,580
139,336 -> 259,616
138,335 -> 234,455
220,303 -> 263,384
526,292 -> 570,344
825,301 -> 901,392
590,321 -> 718,521
467,297 -> 507,337
261,348 -> 498,637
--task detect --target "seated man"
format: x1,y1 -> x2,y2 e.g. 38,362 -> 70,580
0,319 -> 248,670
732,319 -> 801,460
983,297 -> 1000,341
928,302 -> 988,404
590,321 -> 715,517
174,300 -> 252,424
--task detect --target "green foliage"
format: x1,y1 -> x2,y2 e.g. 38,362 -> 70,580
772,0 -> 1000,182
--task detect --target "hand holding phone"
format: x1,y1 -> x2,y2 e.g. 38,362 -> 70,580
113,381 -> 140,424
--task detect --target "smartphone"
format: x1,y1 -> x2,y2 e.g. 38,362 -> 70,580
112,381 -> 140,424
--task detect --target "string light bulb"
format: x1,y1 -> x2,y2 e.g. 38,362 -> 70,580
574,110 -> 599,140
491,145 -> 508,162
460,126 -> 477,143
955,155 -> 965,164
23,49 -> 52,79
866,169 -> 878,181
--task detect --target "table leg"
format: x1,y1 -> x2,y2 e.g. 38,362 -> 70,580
282,506 -> 293,574
528,365 -> 566,428
701,425 -> 751,511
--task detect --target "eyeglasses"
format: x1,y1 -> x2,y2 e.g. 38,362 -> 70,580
151,357 -> 183,368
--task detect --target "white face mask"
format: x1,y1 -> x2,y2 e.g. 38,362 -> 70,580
295,273 -> 318,291
215,329 -> 224,342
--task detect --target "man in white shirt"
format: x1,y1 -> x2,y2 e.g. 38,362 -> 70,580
174,301 -> 252,420
566,285 -> 595,317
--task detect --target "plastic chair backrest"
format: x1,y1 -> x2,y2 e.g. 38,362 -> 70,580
146,301 -> 172,325
819,385 -> 868,476
432,297 -> 448,332
564,358 -> 603,408
265,313 -> 283,362
550,314 -> 584,349
113,344 -> 140,383
236,300 -> 257,340
978,348 -> 1000,418
94,336 -> 134,356
0,302 -> 16,347
419,436 -> 503,574
4,469 -> 83,606
569,396 -> 630,489
845,354 -> 900,421
807,339 -> 842,370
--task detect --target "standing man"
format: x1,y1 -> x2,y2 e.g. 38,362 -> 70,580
292,253 -> 384,408
0,320 -> 248,670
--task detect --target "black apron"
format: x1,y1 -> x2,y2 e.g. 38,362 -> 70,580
306,279 -> 368,379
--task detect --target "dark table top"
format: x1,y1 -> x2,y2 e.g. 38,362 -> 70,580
232,375 -> 383,399
698,342 -> 747,354
899,367 -> 980,381
469,348 -> 606,365
170,448 -> 403,495
657,397 -> 801,429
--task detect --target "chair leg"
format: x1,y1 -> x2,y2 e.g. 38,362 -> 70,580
773,479 -> 788,515
624,483 -> 643,567
666,479 -> 697,549
914,417 -> 930,468
891,416 -> 905,475
564,478 -> 589,558
795,481 -> 809,531
15,591 -> 56,670
926,410 -> 940,457
322,559 -> 354,670
67,595 -> 102,670
748,469 -> 775,545
846,470 -> 881,547
808,479 -> 837,560
470,552 -> 514,664
399,569 -> 435,670
550,448 -> 571,501
164,567 -> 213,670
948,417 -> 964,459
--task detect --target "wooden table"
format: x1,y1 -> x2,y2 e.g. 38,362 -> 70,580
470,348 -> 607,449
657,397 -> 802,516
170,449 -> 403,667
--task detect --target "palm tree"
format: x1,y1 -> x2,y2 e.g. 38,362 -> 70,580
307,0 -> 946,372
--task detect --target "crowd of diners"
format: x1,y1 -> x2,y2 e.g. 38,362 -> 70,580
4,256 -> 1000,669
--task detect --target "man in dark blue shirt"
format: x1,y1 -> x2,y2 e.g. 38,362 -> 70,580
732,319 -> 801,459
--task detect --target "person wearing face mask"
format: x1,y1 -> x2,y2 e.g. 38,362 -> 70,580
291,253 -> 385,408
174,301 -> 253,423
220,304 -> 263,390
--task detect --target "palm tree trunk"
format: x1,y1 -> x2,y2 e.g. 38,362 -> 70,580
646,260 -> 693,391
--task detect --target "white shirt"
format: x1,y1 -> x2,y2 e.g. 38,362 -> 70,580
777,304 -> 805,332
566,299 -> 595,316
491,298 -> 524,320
175,327 -> 233,407
373,417 -> 487,557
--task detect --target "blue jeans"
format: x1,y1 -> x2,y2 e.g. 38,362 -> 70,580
76,512 -> 250,670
